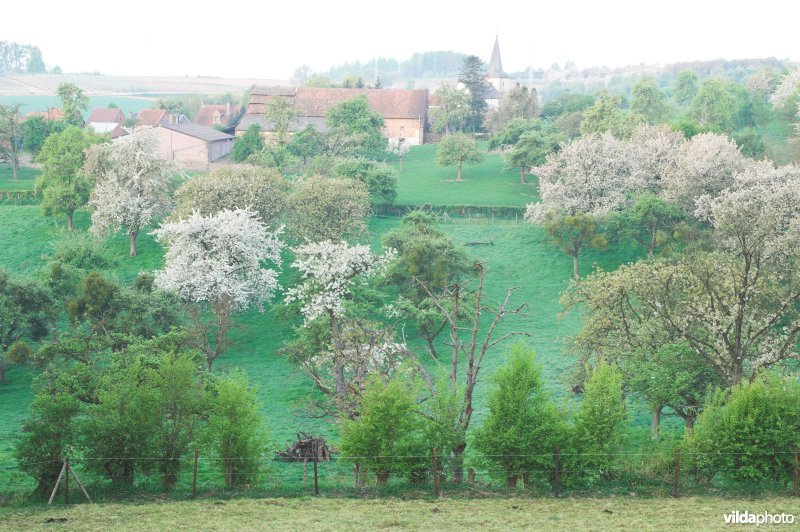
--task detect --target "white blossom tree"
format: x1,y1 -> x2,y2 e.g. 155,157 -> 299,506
153,208 -> 284,370
769,68 -> 800,108
629,124 -> 684,192
88,129 -> 177,256
660,132 -> 748,211
284,240 -> 397,410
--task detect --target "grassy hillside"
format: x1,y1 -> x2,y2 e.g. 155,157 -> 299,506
392,143 -> 538,208
0,95 -> 154,119
0,166 -> 38,191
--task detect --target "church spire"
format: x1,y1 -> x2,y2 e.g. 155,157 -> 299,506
488,35 -> 507,77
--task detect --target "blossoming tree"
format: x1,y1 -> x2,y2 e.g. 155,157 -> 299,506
153,208 -> 284,370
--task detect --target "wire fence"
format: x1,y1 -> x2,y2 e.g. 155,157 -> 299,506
1,447 -> 798,505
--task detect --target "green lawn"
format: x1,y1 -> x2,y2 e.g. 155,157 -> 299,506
0,166 -> 38,192
2,496 -> 798,530
391,142 -> 538,208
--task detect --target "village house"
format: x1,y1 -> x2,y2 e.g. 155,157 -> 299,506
25,107 -> 64,121
85,107 -> 127,138
194,102 -> 240,129
236,86 -> 428,145
154,123 -> 234,169
136,108 -> 189,127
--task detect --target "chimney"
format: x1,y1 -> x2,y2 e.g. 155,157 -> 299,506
226,102 -> 231,115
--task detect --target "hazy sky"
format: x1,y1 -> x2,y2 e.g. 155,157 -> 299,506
3,0 -> 797,78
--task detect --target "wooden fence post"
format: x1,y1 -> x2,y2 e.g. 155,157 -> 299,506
468,468 -> 475,484
794,448 -> 798,497
432,448 -> 439,497
64,459 -> 69,505
47,461 -> 67,506
673,448 -> 681,498
553,447 -> 560,498
313,441 -> 319,496
67,464 -> 92,504
192,449 -> 199,499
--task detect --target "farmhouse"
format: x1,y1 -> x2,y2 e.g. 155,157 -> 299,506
155,123 -> 234,169
86,107 -> 127,138
136,109 -> 188,127
194,102 -> 241,128
236,86 -> 428,145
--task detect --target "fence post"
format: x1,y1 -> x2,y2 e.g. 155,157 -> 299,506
468,468 -> 475,484
64,458 -> 69,505
794,448 -> 798,497
432,448 -> 439,497
553,447 -> 560,498
313,441 -> 319,496
673,448 -> 681,498
192,449 -> 199,499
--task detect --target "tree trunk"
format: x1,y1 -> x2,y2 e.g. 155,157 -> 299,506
399,156 -> 404,174
522,472 -> 530,488
67,212 -> 73,232
651,404 -> 663,441
129,230 -> 138,256
506,475 -> 518,488
11,159 -> 18,180
376,471 -> 390,487
684,414 -> 696,431
456,164 -> 463,181
572,254 -> 580,279
0,357 -> 5,383
329,313 -> 347,403
452,443 -> 466,483
519,166 -> 527,184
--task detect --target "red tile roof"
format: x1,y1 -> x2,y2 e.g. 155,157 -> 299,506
194,103 -> 240,127
25,107 -> 64,121
87,108 -> 126,124
136,108 -> 169,126
247,86 -> 428,120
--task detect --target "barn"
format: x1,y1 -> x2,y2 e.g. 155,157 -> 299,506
236,86 -> 429,145
155,123 -> 234,169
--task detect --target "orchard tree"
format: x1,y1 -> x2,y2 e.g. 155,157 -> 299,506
429,83 -> 469,135
534,210 -> 608,279
0,271 -> 52,383
435,132 -> 483,181
488,118 -> 535,150
385,137 -> 410,173
504,120 -> 562,184
526,133 -> 638,219
325,95 -> 385,157
263,95 -> 298,145
381,211 -> 472,357
88,129 -> 177,256
580,91 -> 636,138
34,126 -> 101,230
0,103 -> 23,179
57,82 -> 88,126
284,240 -> 397,411
172,166 -> 290,226
333,158 -> 397,206
630,76 -> 669,124
691,78 -> 738,131
231,124 -> 264,162
153,208 -> 284,370
458,56 -> 490,131
288,175 -> 371,242
629,124 -> 684,192
485,85 -> 539,133
287,124 -> 325,168
606,194 -> 684,256
660,132 -> 748,211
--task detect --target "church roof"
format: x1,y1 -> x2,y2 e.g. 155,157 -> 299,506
487,36 -> 509,78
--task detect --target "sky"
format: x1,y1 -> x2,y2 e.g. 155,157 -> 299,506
2,0 -> 797,79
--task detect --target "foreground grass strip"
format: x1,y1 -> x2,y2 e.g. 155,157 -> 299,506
2,497 -> 799,531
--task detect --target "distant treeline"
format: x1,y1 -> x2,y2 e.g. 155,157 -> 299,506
0,41 -> 45,76
324,51 -> 469,83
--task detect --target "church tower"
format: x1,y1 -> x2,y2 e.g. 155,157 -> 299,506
486,36 -> 510,94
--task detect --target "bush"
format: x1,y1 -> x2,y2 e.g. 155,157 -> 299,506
339,376 -> 425,487
15,392 -> 80,495
334,158 -> 398,206
205,372 -> 268,488
567,360 -> 626,484
231,124 -> 264,162
473,343 -> 564,488
683,374 -> 800,482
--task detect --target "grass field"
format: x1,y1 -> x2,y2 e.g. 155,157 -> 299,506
0,166 -> 39,191
2,496 -> 798,530
392,143 -> 538,208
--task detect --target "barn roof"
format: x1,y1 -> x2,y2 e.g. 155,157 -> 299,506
87,108 -> 125,124
235,114 -> 328,133
246,86 -> 428,120
161,123 -> 234,142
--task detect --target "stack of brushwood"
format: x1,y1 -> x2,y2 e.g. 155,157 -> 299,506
276,432 -> 332,463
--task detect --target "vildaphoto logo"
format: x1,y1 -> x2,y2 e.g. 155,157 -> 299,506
723,511 -> 795,526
